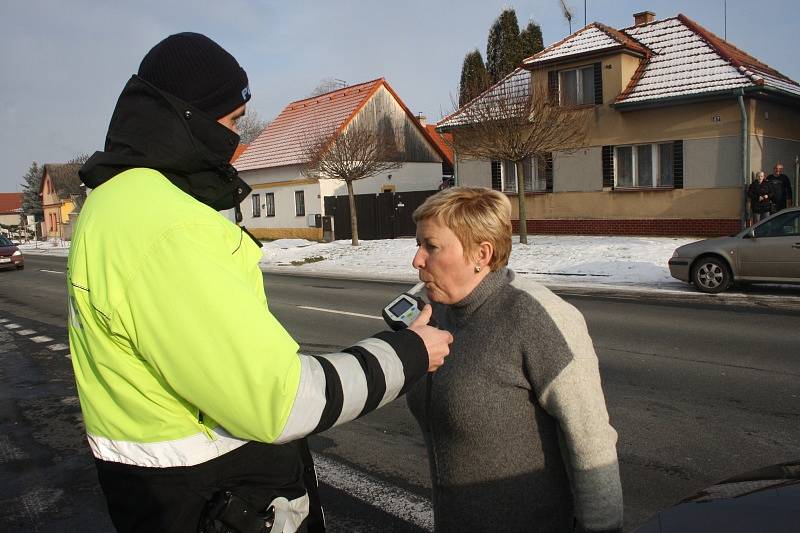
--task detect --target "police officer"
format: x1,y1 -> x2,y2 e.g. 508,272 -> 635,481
69,33 -> 452,532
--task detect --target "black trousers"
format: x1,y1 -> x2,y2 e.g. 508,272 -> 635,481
95,440 -> 324,533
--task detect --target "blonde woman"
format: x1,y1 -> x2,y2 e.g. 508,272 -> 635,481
407,187 -> 622,533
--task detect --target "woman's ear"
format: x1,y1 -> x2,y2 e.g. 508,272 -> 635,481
476,241 -> 494,269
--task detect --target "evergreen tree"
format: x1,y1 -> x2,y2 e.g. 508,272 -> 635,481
486,8 -> 523,83
520,21 -> 544,59
458,50 -> 490,107
21,161 -> 42,221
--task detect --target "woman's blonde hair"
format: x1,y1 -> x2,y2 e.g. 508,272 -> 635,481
412,186 -> 512,270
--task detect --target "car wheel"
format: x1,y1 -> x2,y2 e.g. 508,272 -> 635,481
16,264 -> 24,270
691,256 -> 730,294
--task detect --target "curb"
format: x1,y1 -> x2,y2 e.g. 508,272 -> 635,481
260,267 -> 800,313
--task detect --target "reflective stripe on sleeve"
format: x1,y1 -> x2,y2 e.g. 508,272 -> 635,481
274,337 -> 407,443
350,337 -> 405,409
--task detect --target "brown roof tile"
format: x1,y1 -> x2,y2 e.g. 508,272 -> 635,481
0,193 -> 23,214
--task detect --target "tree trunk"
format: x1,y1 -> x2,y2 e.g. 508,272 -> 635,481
347,180 -> 359,246
515,160 -> 528,244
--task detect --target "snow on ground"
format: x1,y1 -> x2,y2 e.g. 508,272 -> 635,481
20,235 -> 698,290
261,235 -> 697,289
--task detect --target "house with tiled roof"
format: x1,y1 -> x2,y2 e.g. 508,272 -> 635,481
234,78 -> 449,240
440,11 -> 800,236
38,163 -> 84,239
0,193 -> 24,233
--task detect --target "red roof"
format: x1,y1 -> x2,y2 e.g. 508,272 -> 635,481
425,125 -> 453,166
231,143 -> 248,163
235,79 -> 384,170
0,193 -> 23,214
235,78 -> 450,171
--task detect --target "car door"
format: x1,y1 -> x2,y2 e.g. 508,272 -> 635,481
738,211 -> 800,280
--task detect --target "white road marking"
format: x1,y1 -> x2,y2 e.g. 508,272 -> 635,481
16,329 -> 36,336
39,269 -> 65,274
4,323 -> 21,329
297,306 -> 383,321
30,336 -> 54,343
0,318 -> 9,323
312,453 -> 433,531
47,343 -> 69,351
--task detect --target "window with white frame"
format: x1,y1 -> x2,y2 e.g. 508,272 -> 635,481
294,190 -> 305,216
494,158 -> 546,193
614,143 -> 676,188
560,65 -> 595,106
251,194 -> 261,217
265,193 -> 275,217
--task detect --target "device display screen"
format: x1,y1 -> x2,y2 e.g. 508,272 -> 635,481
389,298 -> 413,317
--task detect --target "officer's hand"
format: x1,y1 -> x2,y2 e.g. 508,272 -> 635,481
409,305 -> 453,372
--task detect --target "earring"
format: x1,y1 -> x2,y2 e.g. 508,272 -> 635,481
475,265 -> 482,273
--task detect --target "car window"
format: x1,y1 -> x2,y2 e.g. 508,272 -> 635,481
754,212 -> 800,238
0,236 -> 13,246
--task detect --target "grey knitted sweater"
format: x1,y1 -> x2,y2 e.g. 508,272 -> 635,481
407,268 -> 622,533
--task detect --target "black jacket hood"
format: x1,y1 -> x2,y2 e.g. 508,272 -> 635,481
79,75 -> 251,212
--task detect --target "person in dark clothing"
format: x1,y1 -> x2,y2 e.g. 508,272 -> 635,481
767,162 -> 794,212
749,171 -> 774,224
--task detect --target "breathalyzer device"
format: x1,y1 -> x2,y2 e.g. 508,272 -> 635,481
382,282 -> 427,331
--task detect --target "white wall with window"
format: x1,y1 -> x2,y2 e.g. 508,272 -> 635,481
614,143 -> 675,188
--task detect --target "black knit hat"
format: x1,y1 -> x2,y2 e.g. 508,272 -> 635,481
137,32 -> 251,119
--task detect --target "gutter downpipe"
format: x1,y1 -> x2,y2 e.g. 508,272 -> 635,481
737,89 -> 749,229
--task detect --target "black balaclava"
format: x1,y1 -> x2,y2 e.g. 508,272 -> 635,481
80,33 -> 255,223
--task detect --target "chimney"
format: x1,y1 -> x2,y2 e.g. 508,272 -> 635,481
633,11 -> 655,26
416,113 -> 427,126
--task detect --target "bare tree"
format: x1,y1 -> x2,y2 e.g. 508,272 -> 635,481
445,69 -> 590,244
302,125 -> 402,246
237,109 -> 269,144
309,77 -> 347,97
68,153 -> 91,164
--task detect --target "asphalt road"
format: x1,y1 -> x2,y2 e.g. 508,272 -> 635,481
1,255 -> 799,532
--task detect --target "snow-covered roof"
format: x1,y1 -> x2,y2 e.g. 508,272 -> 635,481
617,14 -> 800,105
438,13 -> 800,128
437,68 -> 531,129
525,23 -> 648,66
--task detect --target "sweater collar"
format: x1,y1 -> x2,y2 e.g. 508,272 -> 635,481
444,267 -> 513,320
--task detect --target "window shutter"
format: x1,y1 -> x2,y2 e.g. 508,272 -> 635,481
602,146 -> 614,189
491,160 -> 502,190
548,71 -> 559,104
593,62 -> 603,105
546,153 -> 554,192
673,141 -> 683,189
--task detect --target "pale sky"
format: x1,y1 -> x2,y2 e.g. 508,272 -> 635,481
1,0 -> 797,192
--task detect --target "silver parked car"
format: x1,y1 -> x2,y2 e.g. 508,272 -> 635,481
669,207 -> 800,293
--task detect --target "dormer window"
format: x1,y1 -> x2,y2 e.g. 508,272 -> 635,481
560,66 -> 596,106
549,63 -> 602,106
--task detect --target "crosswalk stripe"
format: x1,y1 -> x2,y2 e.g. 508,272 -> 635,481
4,323 -> 21,329
0,318 -> 9,323
312,453 -> 433,531
47,344 -> 69,351
17,329 -> 36,336
30,336 -> 54,343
